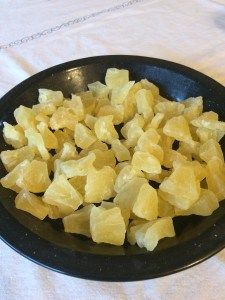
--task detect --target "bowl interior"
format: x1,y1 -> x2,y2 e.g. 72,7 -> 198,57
1,56 -> 225,280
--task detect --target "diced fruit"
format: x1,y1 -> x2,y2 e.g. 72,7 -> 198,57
25,128 -> 50,160
199,139 -> 224,163
191,111 -> 225,131
158,195 -> 175,218
111,81 -> 135,106
132,151 -> 161,174
163,115 -> 193,142
173,157 -> 206,181
105,68 -> 129,89
121,114 -> 145,145
78,91 -> 96,115
196,127 -> 225,143
14,105 -> 36,129
90,149 -> 116,169
0,146 -> 35,171
38,88 -> 63,106
68,176 -> 86,196
56,142 -> 78,161
43,174 -> 83,209
85,166 -> 116,203
37,122 -> 58,149
86,140 -> 108,152
32,102 -> 56,116
64,95 -> 84,121
94,115 -> 118,144
74,123 -> 97,149
35,114 -> 50,125
84,114 -> 97,129
182,96 -> 203,122
154,101 -> 185,120
47,203 -> 74,219
135,89 -> 154,120
88,81 -> 109,98
3,122 -> 27,148
140,79 -> 159,100
111,139 -> 131,162
49,107 -> 77,130
15,190 -> 48,220
148,112 -> 164,129
54,129 -> 73,151
97,104 -> 124,125
206,158 -> 225,201
90,206 -> 126,246
63,205 -> 94,236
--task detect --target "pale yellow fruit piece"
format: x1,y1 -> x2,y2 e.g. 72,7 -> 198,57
154,101 -> 185,120
114,164 -> 144,193
74,123 -> 97,149
138,128 -> 161,146
57,142 -> 78,161
15,190 -> 48,220
191,111 -> 225,131
32,102 -> 56,116
159,166 -> 200,210
3,122 -> 27,149
199,139 -> 224,163
94,96 -> 111,115
121,114 -> 145,139
14,105 -> 37,130
177,140 -> 200,160
135,89 -> 154,120
111,81 -> 135,106
54,130 -> 73,151
114,161 -> 129,174
206,157 -> 225,201
182,96 -> 203,122
90,206 -> 126,246
175,189 -> 219,216
0,146 -> 35,172
63,204 -> 94,236
94,115 -> 118,144
16,160 -> 51,193
111,139 -> 131,162
100,201 -> 129,227
196,127 -> 225,143
158,130 -> 174,150
158,194 -> 175,218
132,151 -> 161,175
173,157 -> 206,181
43,174 -> 82,209
25,128 -> 50,160
105,68 -> 129,89
47,203 -> 75,219
146,113 -> 164,130
78,91 -> 96,115
163,149 -> 187,169
145,169 -> 172,183
140,79 -> 159,100
50,107 -> 78,131
122,93 -> 137,122
163,115 -> 192,142
60,152 -> 96,178
1,160 -> 30,192
64,95 -> 84,121
35,114 -> 50,126
86,140 -> 108,152
69,176 -> 86,196
38,88 -> 63,106
37,122 -> 58,149
84,114 -> 97,130
97,104 -> 124,125
90,149 -> 116,169
88,81 -> 109,98
132,183 -> 158,220
85,166 -> 116,203
53,159 -> 63,178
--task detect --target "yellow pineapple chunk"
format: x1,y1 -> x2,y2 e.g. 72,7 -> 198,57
35,114 -> 50,126
121,114 -> 145,143
147,112 -> 164,129
84,114 -> 97,130
154,101 -> 185,120
140,79 -> 159,100
90,149 -> 116,169
94,115 -> 118,144
196,127 -> 225,143
173,157 -> 206,181
74,123 -> 97,149
88,81 -> 109,98
191,111 -> 225,131
111,139 -> 131,162
64,95 -> 85,121
159,166 -> 200,210
105,68 -> 129,89
49,107 -> 77,130
32,102 -> 56,116
85,166 -> 116,203
37,122 -> 58,149
97,104 -> 124,125
90,206 -> 126,246
175,189 -> 219,216
111,81 -> 135,106
68,176 -> 86,196
206,158 -> 225,201
114,161 -> 129,174
60,152 -> 96,178
56,142 -> 78,161
135,89 -> 154,120
182,96 -> 203,122
16,160 -> 51,193
15,190 -> 48,220
163,115 -> 192,142
63,204 -> 94,236
38,88 -> 63,106
25,128 -> 50,160
43,174 -> 83,209
158,195 -> 175,218
3,122 -> 27,149
78,91 -> 96,115
14,105 -> 37,130
199,139 -> 224,163
54,129 -> 73,151
86,140 -> 108,152
132,151 -> 161,174
0,146 -> 35,172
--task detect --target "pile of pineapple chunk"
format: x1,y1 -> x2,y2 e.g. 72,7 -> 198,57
1,68 -> 225,252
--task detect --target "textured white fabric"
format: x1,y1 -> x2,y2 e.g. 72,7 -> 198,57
1,0 -> 225,299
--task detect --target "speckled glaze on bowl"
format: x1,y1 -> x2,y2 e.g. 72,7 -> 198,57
0,55 -> 225,281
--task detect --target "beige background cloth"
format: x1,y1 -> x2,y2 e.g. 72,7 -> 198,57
1,0 -> 225,299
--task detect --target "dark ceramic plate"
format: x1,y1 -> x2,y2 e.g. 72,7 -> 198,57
0,55 -> 225,281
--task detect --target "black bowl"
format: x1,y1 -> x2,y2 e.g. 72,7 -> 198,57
1,55 -> 225,281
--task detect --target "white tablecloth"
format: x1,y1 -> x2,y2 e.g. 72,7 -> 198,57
1,0 -> 225,299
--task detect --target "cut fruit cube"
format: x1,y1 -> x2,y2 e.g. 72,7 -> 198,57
175,189 -> 219,216
135,89 -> 154,120
148,112 -> 165,129
84,114 -> 97,130
15,190 -> 48,220
14,105 -> 37,130
60,152 -> 96,178
38,88 -> 63,106
0,145 -> 35,172
49,107 -> 78,130
121,114 -> 145,140
3,122 -> 27,149
97,104 -> 124,125
90,206 -> 126,246
140,79 -> 159,100
88,81 -> 109,98
191,111 -> 225,131
25,128 -> 50,160
94,115 -> 118,144
47,203 -> 74,219
111,81 -> 135,106
85,166 -> 116,203
32,102 -> 56,116
163,115 -> 192,142
158,195 -> 175,218
90,149 -> 116,169
43,174 -> 83,210
196,127 -> 225,143
74,123 -> 97,149
56,142 -> 78,161
78,91 -> 96,115
63,204 -> 94,237
199,139 -> 224,163
111,139 -> 131,162
137,128 -> 161,147
154,101 -> 185,120
105,68 -> 129,89
16,160 -> 51,193
173,157 -> 206,181
37,122 -> 58,149
132,151 -> 161,174
64,95 -> 84,121
68,176 -> 86,196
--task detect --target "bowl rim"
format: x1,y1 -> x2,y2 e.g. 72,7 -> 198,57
1,55 -> 225,281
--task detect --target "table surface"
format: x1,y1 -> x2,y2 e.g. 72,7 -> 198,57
1,0 -> 225,299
